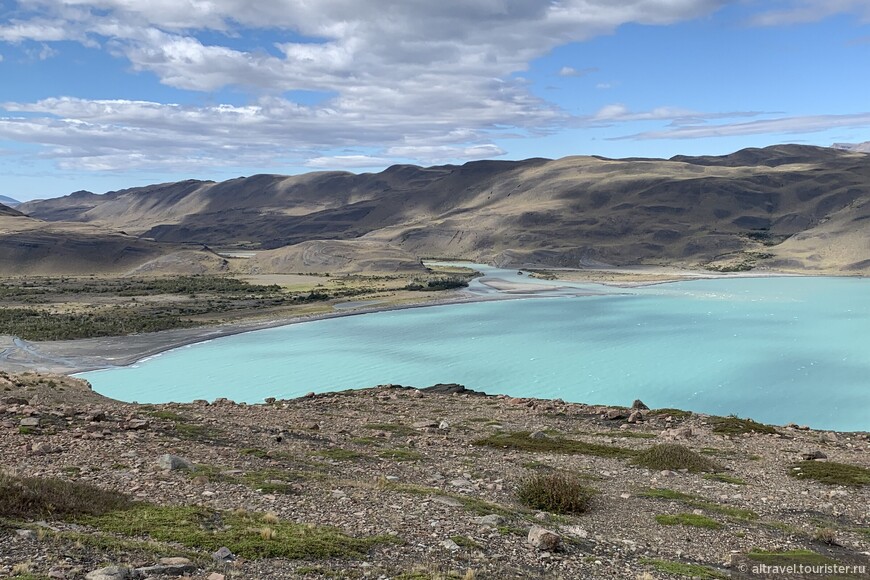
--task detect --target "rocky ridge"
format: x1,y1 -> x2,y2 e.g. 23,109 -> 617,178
1,372 -> 868,579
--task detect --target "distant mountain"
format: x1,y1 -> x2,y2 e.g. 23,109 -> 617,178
17,144 -> 870,275
0,195 -> 21,206
832,142 -> 870,153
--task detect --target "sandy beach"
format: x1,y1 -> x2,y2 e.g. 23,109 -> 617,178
0,265 -> 802,375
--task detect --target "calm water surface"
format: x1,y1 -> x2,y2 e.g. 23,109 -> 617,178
80,275 -> 870,431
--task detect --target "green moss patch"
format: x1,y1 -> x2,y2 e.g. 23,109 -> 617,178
746,549 -> 836,567
362,422 -> 417,436
379,449 -> 423,462
473,431 -> 636,459
80,504 -> 394,560
789,461 -> 870,486
638,488 -> 757,520
711,416 -> 778,436
640,558 -> 727,579
632,444 -> 722,473
651,408 -> 693,420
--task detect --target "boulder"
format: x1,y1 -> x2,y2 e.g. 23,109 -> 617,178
605,409 -> 629,420
212,546 -> 235,563
157,454 -> 193,471
19,417 -> 40,427
135,557 -> 195,576
528,525 -> 561,551
632,399 -> 650,410
85,566 -> 135,580
473,514 -> 504,527
801,450 -> 827,461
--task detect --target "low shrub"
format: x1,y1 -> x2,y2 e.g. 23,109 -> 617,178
632,444 -> 722,473
516,472 -> 596,514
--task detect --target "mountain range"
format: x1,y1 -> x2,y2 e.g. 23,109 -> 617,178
8,144 -> 870,275
0,195 -> 20,206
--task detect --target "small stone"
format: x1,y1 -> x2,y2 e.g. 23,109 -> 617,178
207,574 -> 226,580
529,430 -> 549,440
528,525 -> 561,551
441,539 -> 461,551
212,546 -> 235,562
157,454 -> 193,471
19,417 -> 40,427
87,410 -> 107,422
412,420 -> 439,429
30,442 -> 59,455
473,514 -> 504,527
438,420 -> 450,430
15,529 -> 35,539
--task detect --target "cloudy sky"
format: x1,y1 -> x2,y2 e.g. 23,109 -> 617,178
1,0 -> 869,200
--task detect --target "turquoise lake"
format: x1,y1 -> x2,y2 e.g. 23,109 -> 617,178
80,275 -> 870,432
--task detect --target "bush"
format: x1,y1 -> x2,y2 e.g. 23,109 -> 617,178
632,444 -> 722,473
711,416 -> 778,436
789,461 -> 870,486
516,472 -> 596,514
0,473 -> 132,519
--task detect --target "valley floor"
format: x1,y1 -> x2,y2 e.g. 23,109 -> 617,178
0,264 -> 801,375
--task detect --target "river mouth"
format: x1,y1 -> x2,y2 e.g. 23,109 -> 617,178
79,268 -> 870,432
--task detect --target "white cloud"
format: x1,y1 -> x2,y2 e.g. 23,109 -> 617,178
305,155 -> 394,169
614,113 -> 870,140
751,0 -> 870,26
0,1 -> 735,171
592,104 -> 706,122
558,66 -> 596,77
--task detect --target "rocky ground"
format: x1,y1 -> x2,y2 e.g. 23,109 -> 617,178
1,372 -> 868,579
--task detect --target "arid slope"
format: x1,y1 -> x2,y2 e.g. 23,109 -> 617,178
18,145 -> 870,274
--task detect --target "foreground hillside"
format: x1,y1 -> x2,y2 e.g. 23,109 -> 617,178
18,144 -> 870,275
1,373 -> 868,579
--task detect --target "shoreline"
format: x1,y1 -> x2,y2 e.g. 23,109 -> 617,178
0,265 -> 850,376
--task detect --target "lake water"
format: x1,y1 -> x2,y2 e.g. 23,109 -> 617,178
80,272 -> 870,431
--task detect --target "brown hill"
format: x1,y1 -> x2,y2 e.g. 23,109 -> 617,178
0,203 -> 23,217
19,144 -> 870,274
0,210 -> 224,276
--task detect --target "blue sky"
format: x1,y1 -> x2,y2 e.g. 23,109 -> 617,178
1,1 -> 869,201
